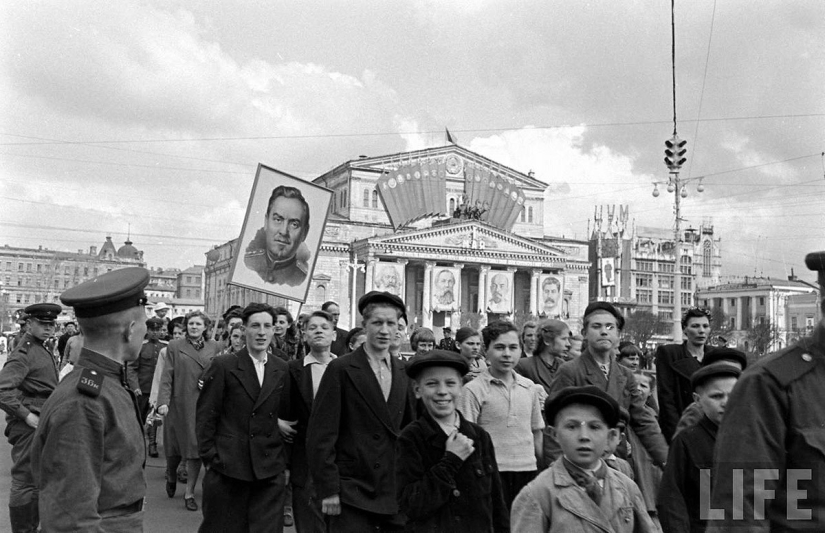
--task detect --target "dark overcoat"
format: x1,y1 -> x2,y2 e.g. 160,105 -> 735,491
196,349 -> 288,481
158,337 -> 218,459
655,342 -> 710,442
306,346 -> 415,515
396,410 -> 509,532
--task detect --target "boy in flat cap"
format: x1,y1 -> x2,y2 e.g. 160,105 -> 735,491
396,350 -> 509,532
0,302 -> 61,532
546,302 -> 668,469
512,386 -> 655,533
306,291 -> 415,532
31,267 -> 150,532
658,363 -> 741,533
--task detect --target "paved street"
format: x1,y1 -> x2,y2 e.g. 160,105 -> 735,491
0,435 -> 297,532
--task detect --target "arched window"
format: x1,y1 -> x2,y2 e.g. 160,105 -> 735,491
703,240 -> 712,277
363,189 -> 370,207
315,284 -> 326,302
527,206 -> 534,223
372,190 -> 378,208
449,198 -> 456,213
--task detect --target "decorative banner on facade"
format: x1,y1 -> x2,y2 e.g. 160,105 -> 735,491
228,164 -> 332,303
601,257 -> 616,287
539,274 -> 564,317
431,266 -> 460,312
374,261 -> 404,298
486,270 -> 514,314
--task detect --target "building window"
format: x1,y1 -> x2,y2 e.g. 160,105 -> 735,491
636,274 -> 653,288
5,262 -> 10,270
363,189 -> 370,207
636,261 -> 653,272
759,297 -> 765,306
372,190 -> 378,209
792,316 -> 798,330
186,289 -> 191,298
520,208 -> 525,223
730,317 -> 736,329
658,263 -> 674,273
680,265 -> 691,275
658,291 -> 674,305
37,264 -> 42,272
730,298 -> 736,306
315,284 -> 326,302
54,280 -> 59,288
658,276 -> 674,289
84,267 -> 89,276
681,293 -> 692,306
449,198 -> 456,213
703,241 -> 712,277
637,289 -> 653,304
64,266 -> 70,275
681,277 -> 692,290
658,310 -> 673,322
18,263 -> 23,272
527,206 -> 534,223
27,263 -> 32,272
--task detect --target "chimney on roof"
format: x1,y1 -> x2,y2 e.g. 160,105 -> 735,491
788,268 -> 797,281
90,245 -> 97,256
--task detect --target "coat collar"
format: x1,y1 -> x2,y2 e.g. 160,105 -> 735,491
77,348 -> 127,380
342,346 -> 408,433
698,414 -> 719,439
551,459 -> 624,533
419,408 -> 478,445
290,358 -> 315,411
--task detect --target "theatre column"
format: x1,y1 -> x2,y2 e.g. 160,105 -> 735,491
422,261 -> 434,329
452,263 -> 465,328
365,257 -> 376,292
396,259 -> 409,303
478,265 -> 490,313
530,269 -> 542,316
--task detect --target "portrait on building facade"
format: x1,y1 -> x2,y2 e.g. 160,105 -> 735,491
432,267 -> 460,312
228,164 -> 332,303
374,262 -> 404,297
487,270 -> 513,314
539,274 -> 564,317
600,257 -> 616,287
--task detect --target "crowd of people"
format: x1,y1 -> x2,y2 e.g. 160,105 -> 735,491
0,257 -> 824,532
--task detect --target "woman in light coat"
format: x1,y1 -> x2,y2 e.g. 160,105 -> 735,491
157,311 -> 218,512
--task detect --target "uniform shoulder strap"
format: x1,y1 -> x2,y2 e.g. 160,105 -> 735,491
77,368 -> 103,397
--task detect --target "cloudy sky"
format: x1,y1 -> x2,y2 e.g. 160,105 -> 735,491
1,0 -> 823,281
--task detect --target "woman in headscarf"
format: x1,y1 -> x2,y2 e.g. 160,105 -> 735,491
157,310 -> 219,512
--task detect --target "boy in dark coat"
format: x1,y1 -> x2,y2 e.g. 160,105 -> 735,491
396,349 -> 509,532
657,362 -> 741,533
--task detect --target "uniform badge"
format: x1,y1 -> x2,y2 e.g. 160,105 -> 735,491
77,368 -> 103,397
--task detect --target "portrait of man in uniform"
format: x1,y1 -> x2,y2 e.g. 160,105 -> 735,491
374,264 -> 403,296
230,164 -> 332,303
487,271 -> 512,313
540,275 -> 563,317
432,268 -> 459,312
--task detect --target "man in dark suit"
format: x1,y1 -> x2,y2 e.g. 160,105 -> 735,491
307,291 -> 415,532
279,310 -> 338,533
546,302 -> 668,469
197,303 -> 289,533
322,301 -> 350,357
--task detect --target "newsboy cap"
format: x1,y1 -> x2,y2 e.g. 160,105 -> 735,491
358,291 -> 407,322
702,347 -> 748,370
545,385 -> 621,428
691,362 -> 741,391
406,349 -> 469,379
61,267 -> 150,318
583,301 -> 625,330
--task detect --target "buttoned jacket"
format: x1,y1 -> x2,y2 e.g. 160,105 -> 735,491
196,349 -> 288,481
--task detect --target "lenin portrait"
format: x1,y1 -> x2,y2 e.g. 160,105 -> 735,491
229,164 -> 332,303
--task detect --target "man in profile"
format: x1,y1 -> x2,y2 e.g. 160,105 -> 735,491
541,276 -> 561,316
433,269 -> 455,307
245,185 -> 311,287
487,273 -> 510,313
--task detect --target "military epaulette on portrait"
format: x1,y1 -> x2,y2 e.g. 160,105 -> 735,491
245,248 -> 265,258
77,368 -> 103,397
762,345 -> 818,387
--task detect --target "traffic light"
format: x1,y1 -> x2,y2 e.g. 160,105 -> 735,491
664,135 -> 687,171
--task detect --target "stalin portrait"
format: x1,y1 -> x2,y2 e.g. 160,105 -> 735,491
244,185 -> 311,287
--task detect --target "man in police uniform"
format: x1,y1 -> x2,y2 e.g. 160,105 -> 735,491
32,267 -> 149,532
0,302 -> 60,532
244,185 -> 311,286
127,316 -> 166,457
709,251 -> 825,532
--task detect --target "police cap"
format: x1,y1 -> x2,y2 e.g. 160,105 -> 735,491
545,385 -> 620,428
146,317 -> 165,329
358,291 -> 407,322
24,303 -> 62,323
61,267 -> 150,318
406,349 -> 469,379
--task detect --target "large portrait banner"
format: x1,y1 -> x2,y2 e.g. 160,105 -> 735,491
431,266 -> 460,312
227,164 -> 332,303
539,274 -> 564,317
374,261 -> 405,298
486,270 -> 514,314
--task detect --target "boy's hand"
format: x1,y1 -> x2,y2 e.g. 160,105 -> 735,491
445,429 -> 474,461
277,419 -> 298,443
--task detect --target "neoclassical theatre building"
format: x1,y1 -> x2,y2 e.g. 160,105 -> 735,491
204,144 -> 590,335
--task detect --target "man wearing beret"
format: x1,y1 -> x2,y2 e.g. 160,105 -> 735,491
0,302 -> 61,532
708,252 -> 825,532
307,291 -> 415,532
127,316 -> 167,458
31,267 -> 149,532
546,302 -> 668,469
